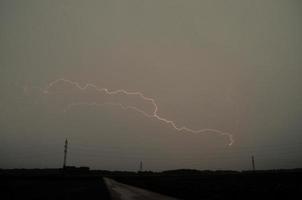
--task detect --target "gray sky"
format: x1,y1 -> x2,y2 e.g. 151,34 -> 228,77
1,0 -> 302,171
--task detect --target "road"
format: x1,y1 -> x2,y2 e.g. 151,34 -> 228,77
104,178 -> 180,200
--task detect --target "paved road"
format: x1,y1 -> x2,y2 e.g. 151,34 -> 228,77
104,178 -> 180,200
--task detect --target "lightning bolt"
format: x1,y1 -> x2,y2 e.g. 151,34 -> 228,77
32,78 -> 234,146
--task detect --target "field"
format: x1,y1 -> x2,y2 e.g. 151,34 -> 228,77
1,169 -> 301,200
108,169 -> 302,200
0,169 -> 110,200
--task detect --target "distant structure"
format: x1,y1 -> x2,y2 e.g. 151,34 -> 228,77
139,161 -> 143,172
251,155 -> 256,171
61,138 -> 90,172
63,138 -> 68,168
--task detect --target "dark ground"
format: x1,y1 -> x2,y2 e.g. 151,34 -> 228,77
0,169 -> 111,200
1,168 -> 301,200
108,169 -> 302,200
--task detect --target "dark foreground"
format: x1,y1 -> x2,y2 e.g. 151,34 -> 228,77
0,169 -> 111,200
1,169 -> 302,200
109,169 -> 302,200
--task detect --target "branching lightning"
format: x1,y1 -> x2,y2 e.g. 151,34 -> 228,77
32,78 -> 234,145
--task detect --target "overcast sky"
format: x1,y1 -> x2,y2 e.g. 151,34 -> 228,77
1,0 -> 301,171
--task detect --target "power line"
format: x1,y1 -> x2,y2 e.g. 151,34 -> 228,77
63,138 -> 68,168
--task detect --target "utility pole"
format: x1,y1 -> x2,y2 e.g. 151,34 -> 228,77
139,161 -> 143,172
251,155 -> 255,171
63,138 -> 68,168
